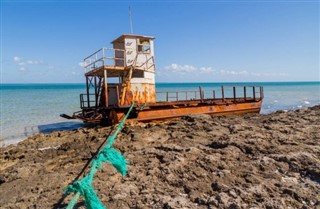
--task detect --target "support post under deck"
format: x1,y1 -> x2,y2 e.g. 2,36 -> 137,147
104,70 -> 108,107
94,75 -> 97,107
86,76 -> 90,108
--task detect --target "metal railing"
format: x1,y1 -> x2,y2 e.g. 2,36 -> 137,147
80,94 -> 96,108
83,48 -> 126,71
156,86 -> 263,103
79,85 -> 264,109
156,90 -> 200,102
83,47 -> 155,73
221,86 -> 264,102
136,54 -> 155,70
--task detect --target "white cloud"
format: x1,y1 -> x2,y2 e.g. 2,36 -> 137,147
251,72 -> 287,77
14,56 -> 22,62
13,56 -> 45,71
164,64 -> 215,74
163,63 -> 287,78
79,62 -> 85,67
27,60 -> 42,65
219,69 -> 249,75
199,67 -> 215,73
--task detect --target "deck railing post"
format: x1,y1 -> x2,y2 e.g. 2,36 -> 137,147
221,86 -> 225,102
166,92 -> 169,102
213,90 -> 216,99
80,94 -> 82,108
202,90 -> 204,101
253,86 -> 256,101
233,86 -> 236,102
102,48 -> 105,66
199,86 -> 203,102
244,86 -> 247,101
176,92 -> 178,101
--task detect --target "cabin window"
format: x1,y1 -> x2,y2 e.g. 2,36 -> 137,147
132,70 -> 144,78
137,39 -> 150,53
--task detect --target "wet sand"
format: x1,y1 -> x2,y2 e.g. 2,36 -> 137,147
0,106 -> 319,209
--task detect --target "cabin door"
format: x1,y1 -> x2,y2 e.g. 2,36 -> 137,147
108,84 -> 120,106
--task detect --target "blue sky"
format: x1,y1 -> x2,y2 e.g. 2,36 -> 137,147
1,0 -> 319,83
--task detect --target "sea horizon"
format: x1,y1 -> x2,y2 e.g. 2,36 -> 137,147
1,81 -> 320,85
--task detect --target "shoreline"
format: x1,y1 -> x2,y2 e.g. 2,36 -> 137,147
0,105 -> 319,208
1,103 -> 319,147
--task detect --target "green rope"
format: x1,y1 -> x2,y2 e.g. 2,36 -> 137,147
64,103 -> 135,209
137,103 -> 147,111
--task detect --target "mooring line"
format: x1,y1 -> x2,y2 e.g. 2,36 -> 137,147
62,103 -> 135,209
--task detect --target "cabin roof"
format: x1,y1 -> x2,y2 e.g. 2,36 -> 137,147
111,34 -> 155,43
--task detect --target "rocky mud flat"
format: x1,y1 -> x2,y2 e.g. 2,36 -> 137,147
0,106 -> 319,209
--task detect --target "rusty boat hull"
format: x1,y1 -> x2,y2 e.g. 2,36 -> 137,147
130,100 -> 262,123
67,95 -> 263,125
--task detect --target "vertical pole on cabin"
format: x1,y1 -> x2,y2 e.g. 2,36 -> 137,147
86,76 -> 90,108
94,75 -> 97,107
114,49 -> 116,66
123,49 -> 126,67
244,86 -> 247,101
253,86 -> 256,101
104,70 -> 108,107
233,86 -> 236,102
221,86 -> 225,102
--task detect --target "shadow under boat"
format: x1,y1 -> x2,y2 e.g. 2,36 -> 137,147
37,121 -> 86,135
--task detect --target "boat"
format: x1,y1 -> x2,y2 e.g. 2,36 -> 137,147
61,34 -> 264,125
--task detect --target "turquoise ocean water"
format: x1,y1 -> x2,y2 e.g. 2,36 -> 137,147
1,82 -> 319,146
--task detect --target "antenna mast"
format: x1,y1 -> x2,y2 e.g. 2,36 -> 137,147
129,6 -> 133,34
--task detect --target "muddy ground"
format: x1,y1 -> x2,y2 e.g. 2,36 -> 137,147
0,106 -> 319,209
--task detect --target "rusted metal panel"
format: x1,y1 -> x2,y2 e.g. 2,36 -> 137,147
120,82 -> 156,105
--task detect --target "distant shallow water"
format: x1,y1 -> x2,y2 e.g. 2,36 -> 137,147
1,82 -> 319,146
1,121 -> 85,147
